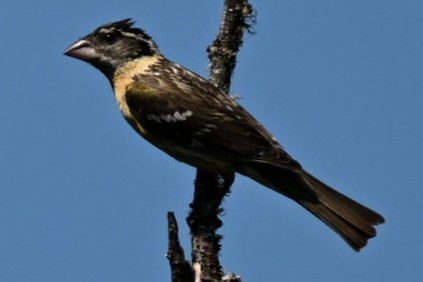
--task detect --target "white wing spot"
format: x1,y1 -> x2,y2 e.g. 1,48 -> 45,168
173,111 -> 182,120
192,139 -> 203,147
180,110 -> 193,120
146,114 -> 161,123
161,113 -> 173,122
147,110 -> 193,123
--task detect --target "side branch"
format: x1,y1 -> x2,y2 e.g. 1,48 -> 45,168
167,212 -> 194,282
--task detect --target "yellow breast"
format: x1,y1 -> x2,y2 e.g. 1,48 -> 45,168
112,55 -> 160,136
112,55 -> 160,118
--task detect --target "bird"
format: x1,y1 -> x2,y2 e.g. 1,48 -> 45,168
64,18 -> 384,251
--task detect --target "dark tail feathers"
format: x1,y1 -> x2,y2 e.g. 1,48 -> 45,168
243,164 -> 385,251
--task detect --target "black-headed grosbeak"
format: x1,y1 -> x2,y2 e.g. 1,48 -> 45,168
64,19 -> 384,251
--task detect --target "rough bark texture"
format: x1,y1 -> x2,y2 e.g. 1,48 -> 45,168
167,1 -> 254,281
208,0 -> 255,92
167,212 -> 194,282
188,172 -> 235,281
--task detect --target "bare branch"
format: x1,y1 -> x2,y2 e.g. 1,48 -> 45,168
189,0 -> 255,281
167,212 -> 194,282
167,1 -> 255,281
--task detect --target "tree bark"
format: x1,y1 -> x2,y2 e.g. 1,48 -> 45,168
167,1 -> 255,281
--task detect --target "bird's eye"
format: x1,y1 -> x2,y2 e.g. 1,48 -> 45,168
101,32 -> 118,44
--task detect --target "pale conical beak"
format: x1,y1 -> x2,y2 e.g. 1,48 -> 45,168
64,39 -> 97,61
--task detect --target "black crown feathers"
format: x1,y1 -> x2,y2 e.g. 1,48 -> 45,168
95,18 -> 152,40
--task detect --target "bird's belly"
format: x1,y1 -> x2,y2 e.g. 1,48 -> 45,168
123,114 -> 235,172
150,139 -> 235,172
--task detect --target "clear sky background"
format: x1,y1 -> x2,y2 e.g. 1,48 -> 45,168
1,1 -> 422,281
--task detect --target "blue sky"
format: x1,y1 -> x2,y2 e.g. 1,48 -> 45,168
1,0 -> 422,281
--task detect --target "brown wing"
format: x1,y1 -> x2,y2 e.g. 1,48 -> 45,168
125,59 -> 300,168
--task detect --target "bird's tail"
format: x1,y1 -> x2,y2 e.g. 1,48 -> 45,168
242,163 -> 385,251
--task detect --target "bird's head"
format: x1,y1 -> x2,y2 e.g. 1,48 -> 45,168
64,18 -> 159,80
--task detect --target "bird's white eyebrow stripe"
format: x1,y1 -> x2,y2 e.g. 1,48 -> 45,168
121,31 -> 142,39
99,28 -> 144,40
